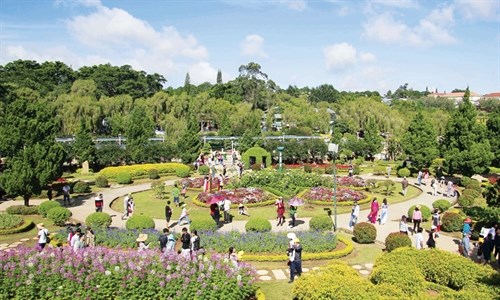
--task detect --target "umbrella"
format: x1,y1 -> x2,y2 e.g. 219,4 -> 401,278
288,197 -> 305,207
207,194 -> 225,205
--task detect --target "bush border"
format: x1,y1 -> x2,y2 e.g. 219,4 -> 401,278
0,219 -> 35,235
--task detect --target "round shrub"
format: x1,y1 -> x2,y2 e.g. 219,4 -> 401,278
441,212 -> 463,232
6,205 -> 39,215
458,189 -> 478,207
38,201 -> 62,218
385,232 -> 411,252
175,168 -> 190,178
116,172 -> 132,184
407,205 -> 431,222
432,199 -> 451,213
353,222 -> 376,244
0,213 -> 23,230
190,216 -> 218,232
465,180 -> 482,193
309,215 -> 334,231
397,167 -> 410,178
459,176 -> 472,187
303,165 -> 312,173
47,207 -> 72,226
245,217 -> 272,232
73,181 -> 91,193
198,165 -> 210,175
86,212 -> 112,228
95,175 -> 109,188
126,215 -> 155,230
148,169 -> 160,179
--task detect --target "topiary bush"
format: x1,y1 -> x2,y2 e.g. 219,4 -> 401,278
303,165 -> 312,173
465,180 -> 482,193
459,176 -> 472,187
175,168 -> 190,178
407,205 -> 431,222
148,169 -> 160,179
86,212 -> 112,228
38,201 -> 62,218
190,216 -> 218,232
397,167 -> 411,178
47,207 -> 72,226
245,217 -> 272,232
309,215 -> 333,231
95,176 -> 109,188
441,212 -> 463,232
385,232 -> 411,252
115,172 -> 132,184
353,222 -> 376,244
432,199 -> 451,213
0,213 -> 23,230
458,189 -> 479,207
6,205 -> 39,215
73,181 -> 91,193
198,165 -> 210,175
126,215 -> 155,230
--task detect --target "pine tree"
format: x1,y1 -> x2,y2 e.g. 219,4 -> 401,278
125,107 -> 154,162
361,117 -> 383,158
216,69 -> 222,84
73,120 -> 96,167
177,115 -> 201,163
400,112 -> 439,169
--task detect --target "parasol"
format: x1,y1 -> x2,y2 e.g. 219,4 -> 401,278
287,197 -> 305,207
207,194 -> 226,205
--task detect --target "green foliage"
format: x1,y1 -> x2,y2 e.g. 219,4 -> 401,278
95,176 -> 109,188
147,169 -> 159,179
373,165 -> 385,175
125,215 -> 155,230
72,121 -> 96,167
198,165 -> 210,175
486,108 -> 500,167
407,204 -> 431,222
458,189 -> 480,207
115,172 -> 132,184
365,179 -> 378,192
0,218 -> 34,235
6,205 -> 39,215
0,213 -> 23,230
245,217 -> 272,232
99,163 -> 190,179
176,115 -> 201,164
303,165 -> 312,173
380,180 -> 396,195
459,176 -> 473,187
432,199 -> 451,213
151,180 -> 166,200
441,212 -> 463,232
85,212 -> 112,228
125,106 -> 154,162
309,215 -> 334,231
38,201 -> 62,218
465,180 -> 482,193
175,168 -> 190,178
73,181 -> 90,193
462,206 -> 500,225
353,222 -> 376,244
483,181 -> 500,207
241,146 -> 271,169
361,117 -> 383,158
401,112 -> 439,169
385,232 -> 412,252
47,207 -> 72,226
190,216 -> 218,232
397,167 -> 410,177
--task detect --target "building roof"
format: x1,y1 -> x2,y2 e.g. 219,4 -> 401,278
483,92 -> 500,98
428,91 -> 481,98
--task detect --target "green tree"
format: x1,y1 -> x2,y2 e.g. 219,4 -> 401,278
486,108 -> 500,167
442,88 -> 493,176
400,112 -> 439,169
72,121 -> 96,167
177,115 -> 201,164
216,69 -> 222,84
483,181 -> 499,207
361,117 -> 383,159
125,107 -> 154,162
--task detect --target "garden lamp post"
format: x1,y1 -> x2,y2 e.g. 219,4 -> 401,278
328,143 -> 339,231
277,146 -> 284,173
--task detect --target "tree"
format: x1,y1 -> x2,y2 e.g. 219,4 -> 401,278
486,108 -> 500,167
176,115 -> 201,164
216,69 -> 222,84
400,112 -> 439,169
361,117 -> 383,159
125,107 -> 154,162
72,121 -> 96,167
442,88 -> 493,176
483,181 -> 499,207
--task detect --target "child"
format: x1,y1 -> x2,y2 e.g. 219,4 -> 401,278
165,201 -> 172,228
181,183 -> 188,199
476,241 -> 484,263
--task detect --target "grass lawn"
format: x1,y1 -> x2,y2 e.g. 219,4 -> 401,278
0,215 -> 62,247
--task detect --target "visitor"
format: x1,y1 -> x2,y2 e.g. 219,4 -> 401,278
181,183 -> 188,199
461,217 -> 472,257
210,203 -> 220,227
386,165 -> 391,178
70,228 -> 81,248
415,227 -> 424,250
368,198 -> 379,224
203,176 -> 209,193
136,234 -> 149,252
191,230 -> 200,252
379,198 -> 388,225
426,226 -> 436,248
289,205 -> 297,228
218,174 -> 224,191
439,176 -> 446,195
495,227 -> 500,268
165,201 -> 172,228
238,203 -> 249,216
166,229 -> 176,252
432,209 -> 441,237
159,228 -> 169,253
67,227 -> 74,245
238,162 -> 243,178
349,200 -> 360,228
47,185 -> 53,201
288,238 -> 302,283
179,204 -> 190,225
94,193 -> 104,212
423,170 -> 429,185
172,184 -> 180,207
222,164 -> 227,177
399,215 -> 409,235
232,151 -> 237,165
127,196 -> 135,217
417,170 -> 423,186
85,227 -> 95,247
446,180 -> 454,197
180,227 -> 191,257
223,198 -> 231,223
412,205 -> 422,235
276,197 -> 286,226
229,246 -> 239,269
122,193 -> 131,220
482,233 -> 495,265
73,232 -> 85,251
348,164 -> 353,177
37,223 -> 49,251
431,178 -> 437,196
476,241 -> 484,263
401,177 -> 409,196
62,184 -> 71,206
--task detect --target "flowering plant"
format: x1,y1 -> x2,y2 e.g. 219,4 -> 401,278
197,188 -> 269,205
179,177 -> 228,189
338,176 -> 366,187
303,187 -> 367,202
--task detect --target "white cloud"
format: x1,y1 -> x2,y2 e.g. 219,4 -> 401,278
277,0 -> 307,11
323,43 -> 357,70
187,62 -> 218,84
455,0 -> 499,20
369,0 -> 418,8
360,52 -> 376,63
240,34 -> 268,58
337,6 -> 350,16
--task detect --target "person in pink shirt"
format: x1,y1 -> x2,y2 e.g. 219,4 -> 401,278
412,205 -> 422,235
368,198 -> 379,224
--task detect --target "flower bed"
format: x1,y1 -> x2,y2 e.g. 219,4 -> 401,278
179,177 -> 228,189
338,176 -> 366,187
0,247 -> 256,299
303,187 -> 367,202
196,188 -> 271,205
55,228 -> 161,249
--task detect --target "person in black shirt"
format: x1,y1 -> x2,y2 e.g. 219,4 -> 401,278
159,228 -> 169,253
165,201 -> 172,228
180,227 -> 191,257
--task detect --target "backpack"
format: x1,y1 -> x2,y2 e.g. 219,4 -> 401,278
44,230 -> 51,243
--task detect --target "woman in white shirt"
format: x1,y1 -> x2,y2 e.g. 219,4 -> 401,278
37,223 -> 49,250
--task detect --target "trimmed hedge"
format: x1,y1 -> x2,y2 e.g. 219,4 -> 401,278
0,213 -> 23,230
47,207 -> 72,226
353,222 -> 376,244
95,176 -> 109,188
148,169 -> 160,179
85,212 -> 112,228
245,217 -> 272,232
441,212 -> 463,232
397,167 -> 411,178
38,201 -> 62,218
175,168 -> 190,178
99,163 -> 191,179
385,232 -> 412,252
309,215 -> 334,231
6,205 -> 39,215
126,215 -> 155,230
407,204 -> 431,222
115,172 -> 133,184
190,216 -> 218,232
0,219 -> 34,235
73,181 -> 91,193
241,146 -> 271,169
458,189 -> 480,207
432,199 -> 451,213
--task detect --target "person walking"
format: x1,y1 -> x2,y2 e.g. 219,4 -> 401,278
427,226 -> 437,248
127,196 -> 135,217
209,203 -> 220,227
159,228 -> 169,253
122,194 -> 131,220
401,177 -> 409,197
223,198 -> 231,223
94,194 -> 104,212
461,217 -> 472,257
431,178 -> 438,196
288,238 -> 302,283
47,186 -> 53,201
191,230 -> 200,252
415,227 -> 424,249
482,233 -> 495,265
179,204 -> 190,225
218,174 -> 224,191
379,198 -> 388,225
412,205 -> 422,235
399,215 -> 409,235
166,229 -> 176,252
368,198 -> 379,224
165,201 -> 172,228
37,223 -> 49,251
386,165 -> 391,178
417,170 -> 423,186
172,184 -> 180,207
276,197 -> 286,226
62,184 -> 71,206
446,180 -> 454,197
349,200 -> 360,228
289,205 -> 298,228
432,209 -> 441,237
439,176 -> 446,195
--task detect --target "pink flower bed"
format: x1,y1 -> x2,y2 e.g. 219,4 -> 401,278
197,188 -> 269,205
303,187 -> 367,202
338,176 -> 366,187
180,177 -> 228,189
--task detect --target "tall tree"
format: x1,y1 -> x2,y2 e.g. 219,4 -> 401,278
400,112 -> 439,169
125,106 -> 154,162
361,117 -> 383,159
72,121 -> 96,167
486,108 -> 500,167
177,115 -> 201,164
216,69 -> 222,84
442,88 -> 493,176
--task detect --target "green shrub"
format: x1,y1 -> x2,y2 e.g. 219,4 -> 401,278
373,165 -> 385,175
99,163 -> 191,179
353,165 -> 361,175
148,169 -> 160,179
86,212 -> 112,228
47,207 -> 72,226
241,146 -> 271,169
397,167 -> 411,178
126,215 -> 155,230
38,201 -> 62,218
407,204 -> 431,222
353,222 -> 376,244
465,180 -> 482,193
462,206 -> 500,225
175,168 -> 190,178
459,176 -> 472,187
190,216 -> 218,232
0,213 -> 23,230
309,215 -> 333,231
441,212 -> 463,232
303,165 -> 312,173
432,199 -> 451,213
73,181 -> 91,193
6,205 -> 39,215
458,189 -> 479,207
0,218 -> 34,235
385,232 -> 411,252
198,165 -> 210,175
115,172 -> 132,184
245,217 -> 272,232
95,176 -> 109,188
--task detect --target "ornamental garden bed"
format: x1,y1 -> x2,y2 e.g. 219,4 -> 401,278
193,188 -> 276,208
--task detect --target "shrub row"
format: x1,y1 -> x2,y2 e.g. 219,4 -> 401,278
38,201 -> 62,218
99,163 -> 191,179
307,195 -> 373,207
6,205 -> 39,215
191,196 -> 276,208
0,219 -> 34,235
0,213 -> 23,230
309,215 -> 334,231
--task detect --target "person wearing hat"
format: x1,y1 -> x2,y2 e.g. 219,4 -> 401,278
461,217 -> 472,257
122,193 -> 132,220
288,238 -> 302,283
136,234 -> 149,251
37,223 -> 49,251
179,204 -> 190,225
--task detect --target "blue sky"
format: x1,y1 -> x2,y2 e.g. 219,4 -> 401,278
1,0 -> 499,94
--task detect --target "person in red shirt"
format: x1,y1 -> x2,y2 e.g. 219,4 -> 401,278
95,194 -> 104,212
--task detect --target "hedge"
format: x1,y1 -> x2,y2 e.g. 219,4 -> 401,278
115,172 -> 132,184
190,216 -> 218,232
432,199 -> 451,213
458,189 -> 480,207
85,212 -> 112,228
241,146 -> 271,169
397,167 -> 411,178
245,217 -> 272,232
38,201 -> 62,218
126,215 -> 155,230
441,212 -> 463,232
95,176 -> 109,188
147,169 -> 160,179
309,215 -> 334,231
0,219 -> 34,235
73,181 -> 91,193
6,205 -> 39,215
385,232 -> 412,252
99,163 -> 191,179
407,204 -> 431,222
47,207 -> 72,226
198,165 -> 210,175
192,196 -> 276,208
353,222 -> 377,244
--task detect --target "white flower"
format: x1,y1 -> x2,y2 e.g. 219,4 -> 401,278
58,286 -> 63,290
50,253 -> 55,258
237,275 -> 242,282
150,270 -> 156,275
96,285 -> 100,289
114,266 -> 120,272
28,274 -> 34,279
27,262 -> 34,268
25,280 -> 32,285
105,270 -> 111,276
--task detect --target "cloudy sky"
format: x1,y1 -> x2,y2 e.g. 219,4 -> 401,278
1,0 -> 499,94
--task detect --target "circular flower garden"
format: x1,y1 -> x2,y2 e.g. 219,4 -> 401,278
196,188 -> 272,205
303,187 -> 367,203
